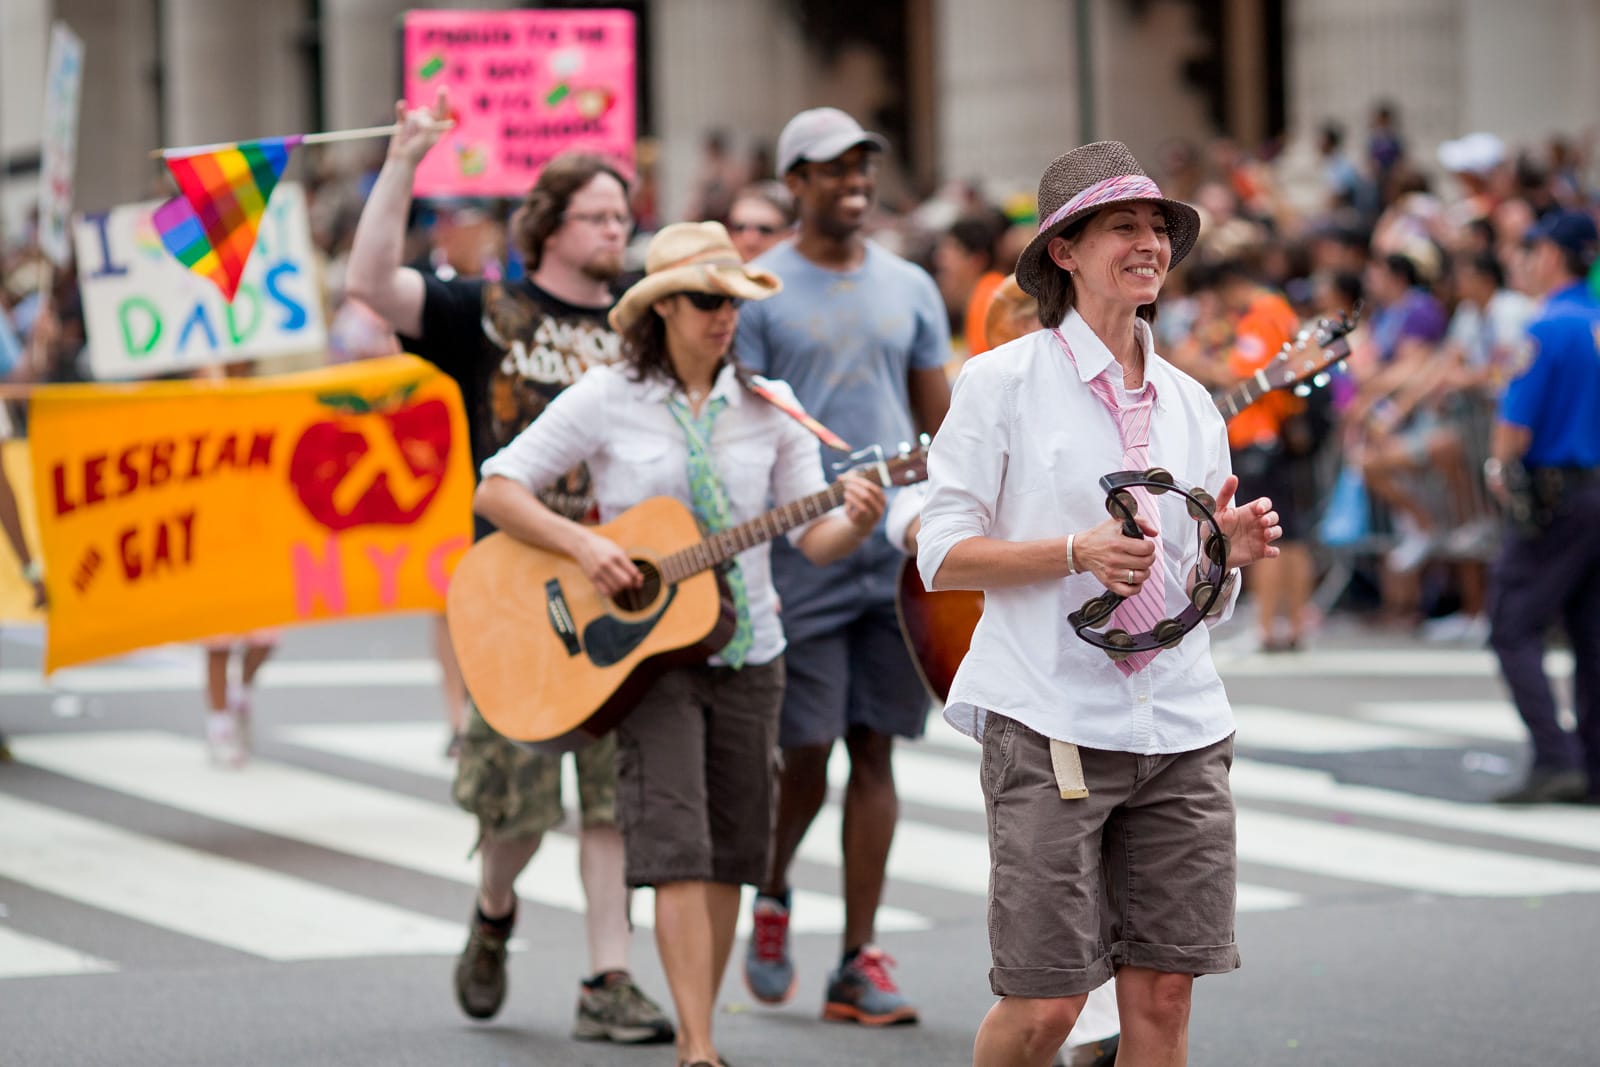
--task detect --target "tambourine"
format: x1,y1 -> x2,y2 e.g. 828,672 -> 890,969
1066,468 -> 1235,662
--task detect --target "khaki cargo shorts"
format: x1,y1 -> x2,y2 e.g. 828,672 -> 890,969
451,702 -> 618,840
980,713 -> 1241,999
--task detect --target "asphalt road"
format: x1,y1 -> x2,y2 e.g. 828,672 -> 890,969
2,614 -> 1597,1066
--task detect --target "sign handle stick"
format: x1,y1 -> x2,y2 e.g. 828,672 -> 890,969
23,262 -> 55,380
148,120 -> 454,160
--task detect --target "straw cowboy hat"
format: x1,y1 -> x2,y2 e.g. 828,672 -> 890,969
609,221 -> 782,333
1015,141 -> 1202,299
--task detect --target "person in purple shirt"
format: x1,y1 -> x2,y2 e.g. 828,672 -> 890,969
1350,252 -> 1453,584
1365,252 -> 1448,363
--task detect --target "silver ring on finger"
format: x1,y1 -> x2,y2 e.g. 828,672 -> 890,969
1126,569 -> 1135,584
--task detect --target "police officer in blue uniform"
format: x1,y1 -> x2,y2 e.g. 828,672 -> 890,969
1483,210 -> 1600,804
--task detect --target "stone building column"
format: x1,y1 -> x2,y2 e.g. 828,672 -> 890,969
649,0 -> 809,224
0,0 -> 52,238
1458,0 -> 1600,151
932,0 -> 1081,203
160,0 -> 314,149
1287,0 -> 1463,170
319,0 -> 412,145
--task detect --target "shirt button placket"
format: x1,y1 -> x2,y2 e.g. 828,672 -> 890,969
1132,677 -> 1155,749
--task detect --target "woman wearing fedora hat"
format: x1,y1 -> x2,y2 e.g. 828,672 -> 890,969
915,142 -> 1282,1067
475,221 -> 886,1067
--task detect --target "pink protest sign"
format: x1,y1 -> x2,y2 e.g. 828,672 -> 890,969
403,8 -> 636,198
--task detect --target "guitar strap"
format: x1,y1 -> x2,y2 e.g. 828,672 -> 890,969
731,363 -> 854,452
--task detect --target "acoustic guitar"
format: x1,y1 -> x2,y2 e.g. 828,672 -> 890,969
897,311 -> 1359,702
449,445 -> 930,747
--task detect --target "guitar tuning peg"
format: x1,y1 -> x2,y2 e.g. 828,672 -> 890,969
1293,384 -> 1312,398
918,432 -> 931,447
1313,372 -> 1331,388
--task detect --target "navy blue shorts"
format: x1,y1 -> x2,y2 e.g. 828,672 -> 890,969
778,602 -> 930,749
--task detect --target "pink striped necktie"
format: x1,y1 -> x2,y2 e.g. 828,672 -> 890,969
1053,330 -> 1166,675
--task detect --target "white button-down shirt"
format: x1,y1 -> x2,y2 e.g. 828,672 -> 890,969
481,362 -> 830,666
917,311 -> 1240,753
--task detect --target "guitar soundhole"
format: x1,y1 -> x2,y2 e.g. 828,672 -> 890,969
612,560 -> 663,613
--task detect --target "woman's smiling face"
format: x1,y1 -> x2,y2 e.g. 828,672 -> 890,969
1048,201 -> 1172,312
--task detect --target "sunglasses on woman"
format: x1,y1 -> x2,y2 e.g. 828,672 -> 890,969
728,222 -> 781,237
681,292 -> 744,312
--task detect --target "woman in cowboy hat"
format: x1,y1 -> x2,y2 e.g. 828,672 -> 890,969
915,142 -> 1282,1067
474,221 -> 886,1067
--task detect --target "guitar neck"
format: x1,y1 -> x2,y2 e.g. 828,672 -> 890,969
1214,375 -> 1272,421
658,481 -> 851,585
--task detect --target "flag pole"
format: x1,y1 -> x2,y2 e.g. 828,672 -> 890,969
149,120 -> 453,160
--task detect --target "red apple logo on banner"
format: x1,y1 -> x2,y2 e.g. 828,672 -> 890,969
288,383 -> 453,531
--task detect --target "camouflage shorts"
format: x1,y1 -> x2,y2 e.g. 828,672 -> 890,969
451,703 -> 618,840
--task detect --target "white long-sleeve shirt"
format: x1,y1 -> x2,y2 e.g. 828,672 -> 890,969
481,362 -> 829,666
916,311 -> 1239,753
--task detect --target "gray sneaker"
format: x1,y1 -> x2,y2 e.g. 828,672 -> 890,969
453,908 -> 512,1020
742,894 -> 796,1004
572,971 -> 675,1044
822,945 -> 918,1026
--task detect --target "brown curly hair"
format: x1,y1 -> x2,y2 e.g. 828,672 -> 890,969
509,153 -> 630,271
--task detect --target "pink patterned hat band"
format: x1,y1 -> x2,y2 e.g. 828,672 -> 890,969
1038,174 -> 1164,233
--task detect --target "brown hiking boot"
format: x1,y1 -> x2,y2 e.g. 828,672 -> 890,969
453,906 -> 513,1020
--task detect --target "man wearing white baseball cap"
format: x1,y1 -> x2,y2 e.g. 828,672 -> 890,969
737,106 -> 951,1028
773,107 -> 889,177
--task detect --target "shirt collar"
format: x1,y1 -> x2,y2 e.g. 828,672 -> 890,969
639,361 -> 743,406
1057,310 -> 1165,407
1546,281 -> 1593,309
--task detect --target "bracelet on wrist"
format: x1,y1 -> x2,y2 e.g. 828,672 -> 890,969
1066,533 -> 1077,575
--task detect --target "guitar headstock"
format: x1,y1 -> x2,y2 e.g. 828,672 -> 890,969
884,440 -> 931,487
840,437 -> 931,488
1260,303 -> 1363,397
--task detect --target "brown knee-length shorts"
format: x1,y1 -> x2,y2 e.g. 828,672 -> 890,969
981,713 -> 1242,999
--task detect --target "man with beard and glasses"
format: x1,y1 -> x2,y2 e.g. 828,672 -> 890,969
346,87 -> 673,1047
736,107 -> 951,1028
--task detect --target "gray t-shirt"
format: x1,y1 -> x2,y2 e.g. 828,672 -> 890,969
734,239 -> 949,640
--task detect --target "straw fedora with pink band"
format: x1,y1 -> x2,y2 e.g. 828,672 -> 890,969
1014,141 -> 1202,300
608,221 -> 783,333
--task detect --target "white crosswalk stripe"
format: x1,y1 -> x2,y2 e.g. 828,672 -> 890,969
6,731 -> 929,941
0,792 -> 465,961
0,924 -> 117,980
4,677 -> 1598,983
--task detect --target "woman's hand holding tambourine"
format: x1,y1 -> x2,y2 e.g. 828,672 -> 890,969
1073,513 -> 1158,596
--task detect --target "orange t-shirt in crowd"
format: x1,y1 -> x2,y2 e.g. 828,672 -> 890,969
1225,290 -> 1303,450
963,271 -> 1007,356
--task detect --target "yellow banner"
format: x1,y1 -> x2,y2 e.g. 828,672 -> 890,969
28,355 -> 473,671
0,439 -> 46,623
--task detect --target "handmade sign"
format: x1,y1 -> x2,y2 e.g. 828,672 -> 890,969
38,21 -> 85,267
26,355 -> 472,671
402,8 -> 637,196
73,182 -> 327,379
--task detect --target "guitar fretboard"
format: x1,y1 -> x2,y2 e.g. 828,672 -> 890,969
1214,372 -> 1275,420
658,480 -> 852,585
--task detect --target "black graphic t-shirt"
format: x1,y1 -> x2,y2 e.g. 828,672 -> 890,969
401,274 -> 621,520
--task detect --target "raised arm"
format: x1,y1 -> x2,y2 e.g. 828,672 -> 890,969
346,88 -> 452,338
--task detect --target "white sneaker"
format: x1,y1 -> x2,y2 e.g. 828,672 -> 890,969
1443,518 -> 1498,558
205,711 -> 246,768
1386,518 -> 1435,574
1422,613 -> 1472,642
228,684 -> 253,755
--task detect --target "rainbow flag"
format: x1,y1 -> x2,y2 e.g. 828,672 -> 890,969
152,135 -> 303,302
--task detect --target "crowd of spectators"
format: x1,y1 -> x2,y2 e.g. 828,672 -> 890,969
3,102 -> 1596,648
